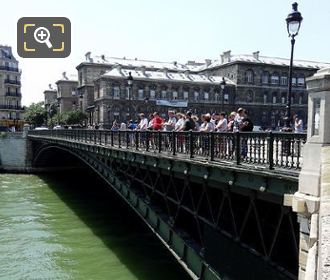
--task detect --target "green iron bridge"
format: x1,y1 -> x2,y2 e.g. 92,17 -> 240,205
28,130 -> 306,280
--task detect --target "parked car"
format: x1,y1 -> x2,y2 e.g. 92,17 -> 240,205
34,126 -> 49,130
53,125 -> 63,130
0,126 -> 11,132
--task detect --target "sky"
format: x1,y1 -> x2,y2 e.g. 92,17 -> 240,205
1,0 -> 330,106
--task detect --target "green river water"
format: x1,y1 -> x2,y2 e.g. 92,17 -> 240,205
0,172 -> 190,280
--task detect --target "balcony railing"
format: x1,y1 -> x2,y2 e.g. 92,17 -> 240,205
0,66 -> 19,72
5,92 -> 22,97
0,105 -> 25,110
28,130 -> 307,172
4,79 -> 21,85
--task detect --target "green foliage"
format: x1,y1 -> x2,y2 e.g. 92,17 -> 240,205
63,110 -> 88,125
47,109 -> 88,127
24,102 -> 47,127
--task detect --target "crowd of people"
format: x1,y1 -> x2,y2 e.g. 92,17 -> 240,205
111,108 -> 254,133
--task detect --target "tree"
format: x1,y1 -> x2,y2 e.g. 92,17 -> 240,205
24,102 -> 47,127
63,110 -> 88,126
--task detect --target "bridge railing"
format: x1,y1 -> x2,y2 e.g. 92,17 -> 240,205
28,129 -> 306,171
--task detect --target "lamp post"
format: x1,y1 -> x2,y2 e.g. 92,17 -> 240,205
220,77 -> 226,112
284,2 -> 303,130
127,72 -> 134,121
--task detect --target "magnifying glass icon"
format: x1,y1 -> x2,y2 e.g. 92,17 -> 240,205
34,27 -> 53,49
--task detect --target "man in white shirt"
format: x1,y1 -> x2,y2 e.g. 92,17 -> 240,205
163,110 -> 177,131
138,113 -> 148,131
216,112 -> 228,132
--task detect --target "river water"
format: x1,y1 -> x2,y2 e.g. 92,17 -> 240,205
0,172 -> 190,280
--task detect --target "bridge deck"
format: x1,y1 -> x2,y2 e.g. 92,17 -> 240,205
28,130 -> 306,177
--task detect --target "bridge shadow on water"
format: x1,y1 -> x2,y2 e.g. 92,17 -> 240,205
39,168 -> 191,280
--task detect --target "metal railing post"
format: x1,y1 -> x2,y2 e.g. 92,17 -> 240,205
158,131 -> 162,153
268,132 -> 274,170
135,130 -> 139,150
189,131 -> 194,158
235,132 -> 241,165
172,131 -> 176,156
146,131 -> 150,152
210,132 -> 215,161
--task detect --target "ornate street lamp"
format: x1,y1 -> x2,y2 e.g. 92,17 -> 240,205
284,2 -> 303,130
220,77 -> 226,112
127,72 -> 134,120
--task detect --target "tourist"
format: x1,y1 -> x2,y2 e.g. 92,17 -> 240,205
192,115 -> 200,131
215,112 -> 227,132
151,112 -> 164,131
199,113 -> 214,132
293,114 -> 304,133
227,112 -> 236,132
137,113 -> 148,131
163,110 -> 177,131
174,113 -> 185,131
180,111 -> 195,131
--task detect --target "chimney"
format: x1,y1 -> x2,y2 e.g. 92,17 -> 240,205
48,84 -> 53,90
173,61 -> 178,66
205,59 -> 212,66
101,54 -> 107,61
221,50 -> 231,64
162,67 -> 168,75
85,51 -> 91,62
253,51 -> 260,60
140,66 -> 146,76
62,71 -> 68,80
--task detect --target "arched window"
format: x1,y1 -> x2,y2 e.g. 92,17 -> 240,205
245,70 -> 254,84
262,72 -> 270,84
272,92 -> 277,104
183,88 -> 189,100
299,92 -> 303,105
246,90 -> 254,103
263,92 -> 268,104
281,92 -> 286,104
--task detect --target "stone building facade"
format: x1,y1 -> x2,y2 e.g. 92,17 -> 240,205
76,51 -> 330,129
56,72 -> 79,113
0,45 -> 24,129
93,67 -> 235,128
203,51 -> 330,128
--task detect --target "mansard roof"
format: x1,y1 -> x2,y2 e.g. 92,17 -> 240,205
78,52 -> 330,73
205,54 -> 330,70
99,68 -> 235,86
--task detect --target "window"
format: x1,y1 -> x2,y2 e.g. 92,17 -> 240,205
272,93 -> 277,104
79,72 -> 83,85
183,91 -> 189,100
138,89 -> 144,100
281,92 -> 286,104
246,70 -> 254,83
113,86 -> 120,99
292,77 -> 297,86
263,93 -> 268,104
204,92 -> 209,100
298,77 -> 305,87
246,91 -> 253,103
262,72 -> 269,84
173,91 -> 178,100
71,87 -> 76,96
281,76 -> 287,86
224,92 -> 229,102
150,90 -> 156,99
194,91 -> 199,101
299,93 -> 303,105
271,73 -> 279,85
161,90 -> 167,99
